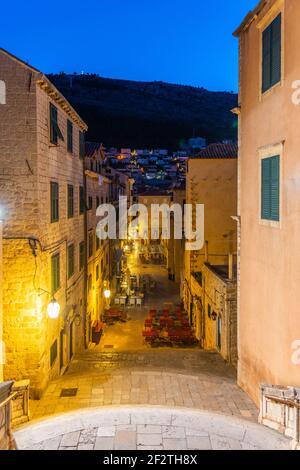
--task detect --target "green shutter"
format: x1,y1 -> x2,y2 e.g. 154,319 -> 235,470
262,14 -> 281,93
51,253 -> 60,293
261,156 -> 280,221
67,244 -> 74,279
51,182 -> 59,222
67,184 -> 74,218
271,14 -> 281,88
67,120 -> 73,153
50,104 -> 58,144
270,155 -> 280,221
261,158 -> 271,219
262,25 -> 271,93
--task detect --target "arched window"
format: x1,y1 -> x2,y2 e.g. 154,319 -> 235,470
0,80 -> 6,104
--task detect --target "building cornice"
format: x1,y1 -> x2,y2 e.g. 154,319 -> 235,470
233,0 -> 267,37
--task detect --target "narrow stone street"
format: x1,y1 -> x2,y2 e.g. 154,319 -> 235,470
16,247 -> 291,450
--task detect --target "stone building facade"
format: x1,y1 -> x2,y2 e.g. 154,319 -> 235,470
234,0 -> 300,404
183,143 -> 237,364
0,49 -> 88,397
84,143 -> 111,341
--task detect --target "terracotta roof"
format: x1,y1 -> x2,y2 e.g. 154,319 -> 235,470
193,143 -> 237,159
85,141 -> 103,158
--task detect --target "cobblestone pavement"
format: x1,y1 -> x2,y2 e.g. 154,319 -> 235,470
15,407 -> 291,450
29,350 -> 258,421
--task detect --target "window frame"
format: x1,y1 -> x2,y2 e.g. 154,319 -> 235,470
50,103 -> 64,145
258,141 -> 283,228
258,3 -> 284,99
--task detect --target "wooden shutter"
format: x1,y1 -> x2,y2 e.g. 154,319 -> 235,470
261,158 -> 271,219
270,155 -> 280,221
68,244 -> 74,279
262,24 -> 271,92
67,184 -> 74,218
50,104 -> 58,144
262,14 -> 281,92
270,14 -> 281,88
51,182 -> 59,222
261,156 -> 280,221
67,120 -> 73,152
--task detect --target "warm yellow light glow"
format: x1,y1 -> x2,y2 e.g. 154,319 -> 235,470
47,299 -> 60,319
104,289 -> 111,299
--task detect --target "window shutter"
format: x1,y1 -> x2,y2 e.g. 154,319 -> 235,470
270,155 -> 280,221
262,25 -> 271,93
50,104 -> 58,144
67,120 -> 73,152
270,14 -> 281,88
261,158 -> 271,219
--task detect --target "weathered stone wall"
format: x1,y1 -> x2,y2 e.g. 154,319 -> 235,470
202,264 -> 237,365
0,50 -> 87,397
85,166 -> 110,331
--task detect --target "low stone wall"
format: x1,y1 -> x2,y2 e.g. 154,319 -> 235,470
259,384 -> 300,449
11,379 -> 30,427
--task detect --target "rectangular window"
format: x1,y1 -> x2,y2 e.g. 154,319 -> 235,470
50,182 -> 59,222
50,103 -> 64,144
67,184 -> 74,218
88,232 -> 93,258
79,131 -> 85,159
67,244 -> 75,279
79,186 -> 85,214
261,155 -> 280,221
51,253 -> 60,294
79,241 -> 85,270
207,304 -> 211,319
67,119 -> 73,153
262,13 -> 281,93
50,339 -> 58,367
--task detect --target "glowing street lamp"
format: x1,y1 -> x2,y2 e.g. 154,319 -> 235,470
104,289 -> 111,300
47,298 -> 60,319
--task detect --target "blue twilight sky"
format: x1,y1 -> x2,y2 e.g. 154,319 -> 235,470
0,0 -> 258,92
